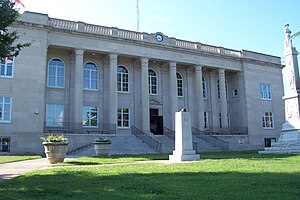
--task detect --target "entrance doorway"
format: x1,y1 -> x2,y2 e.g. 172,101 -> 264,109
150,109 -> 163,135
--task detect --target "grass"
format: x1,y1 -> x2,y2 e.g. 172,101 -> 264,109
0,151 -> 299,200
0,155 -> 42,164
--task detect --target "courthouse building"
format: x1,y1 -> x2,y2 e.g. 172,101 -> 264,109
0,12 -> 285,154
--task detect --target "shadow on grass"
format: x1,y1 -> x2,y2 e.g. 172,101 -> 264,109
62,151 -> 299,166
1,170 -> 299,200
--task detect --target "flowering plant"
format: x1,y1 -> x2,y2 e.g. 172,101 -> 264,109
94,137 -> 111,143
40,134 -> 68,142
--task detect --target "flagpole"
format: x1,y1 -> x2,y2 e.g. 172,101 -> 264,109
137,0 -> 140,32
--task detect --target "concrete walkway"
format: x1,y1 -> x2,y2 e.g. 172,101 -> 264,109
0,158 -> 54,182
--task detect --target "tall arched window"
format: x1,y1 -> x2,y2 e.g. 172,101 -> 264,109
202,76 -> 207,98
117,66 -> 129,92
148,69 -> 157,95
177,73 -> 183,97
47,58 -> 65,88
217,80 -> 228,100
83,62 -> 98,90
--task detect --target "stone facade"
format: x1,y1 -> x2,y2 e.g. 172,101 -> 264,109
0,11 -> 284,154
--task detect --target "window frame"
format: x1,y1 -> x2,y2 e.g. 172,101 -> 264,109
177,72 -> 184,97
118,108 -> 130,128
83,62 -> 98,91
148,69 -> 158,95
262,112 -> 274,129
117,66 -> 130,93
0,57 -> 14,78
82,106 -> 98,127
45,104 -> 64,127
260,83 -> 272,100
204,112 -> 209,130
0,137 -> 10,152
47,58 -> 65,88
0,97 -> 12,123
202,76 -> 207,99
217,80 -> 228,100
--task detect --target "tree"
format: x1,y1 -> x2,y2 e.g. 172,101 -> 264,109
0,0 -> 30,59
292,31 -> 300,39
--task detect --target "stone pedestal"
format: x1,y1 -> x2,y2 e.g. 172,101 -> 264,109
169,111 -> 200,162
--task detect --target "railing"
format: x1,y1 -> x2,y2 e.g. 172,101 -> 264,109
201,126 -> 248,135
49,18 -> 78,30
176,39 -> 197,49
118,29 -> 143,40
164,126 -> 198,152
132,126 -> 162,153
47,18 -> 242,58
163,126 -> 175,139
44,122 -> 117,134
84,23 -> 112,35
192,127 -> 229,151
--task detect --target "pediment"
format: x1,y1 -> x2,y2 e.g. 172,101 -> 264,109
150,98 -> 162,105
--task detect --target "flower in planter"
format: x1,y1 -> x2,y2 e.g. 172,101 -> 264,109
94,137 -> 111,143
40,134 -> 68,143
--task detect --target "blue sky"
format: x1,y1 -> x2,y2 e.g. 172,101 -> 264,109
21,0 -> 300,61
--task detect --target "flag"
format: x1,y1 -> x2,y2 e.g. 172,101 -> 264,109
14,0 -> 25,8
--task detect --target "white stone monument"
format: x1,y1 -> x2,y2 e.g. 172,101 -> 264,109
169,109 -> 200,161
259,24 -> 300,154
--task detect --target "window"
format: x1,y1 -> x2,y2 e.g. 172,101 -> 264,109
0,57 -> 14,78
262,112 -> 274,129
233,89 -> 238,97
177,73 -> 183,97
260,83 -> 272,100
47,58 -> 65,88
202,76 -> 207,98
83,62 -> 98,90
219,113 -> 222,129
118,108 -> 130,128
148,69 -> 157,95
46,104 -> 64,126
204,112 -> 208,130
0,97 -> 11,122
217,80 -> 228,100
264,138 -> 276,147
82,106 -> 98,127
117,66 -> 129,92
0,137 -> 10,152
227,113 -> 231,129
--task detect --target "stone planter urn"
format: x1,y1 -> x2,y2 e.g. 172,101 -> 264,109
42,142 -> 69,164
93,137 -> 111,156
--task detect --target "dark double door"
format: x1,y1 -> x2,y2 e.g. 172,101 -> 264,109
150,109 -> 163,135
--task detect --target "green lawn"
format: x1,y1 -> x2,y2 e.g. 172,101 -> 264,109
1,151 -> 299,200
0,155 -> 41,164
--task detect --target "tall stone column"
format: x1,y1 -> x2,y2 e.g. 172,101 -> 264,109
218,69 -> 228,130
169,61 -> 178,130
73,49 -> 84,129
109,53 -> 118,127
141,57 -> 150,131
195,66 -> 204,131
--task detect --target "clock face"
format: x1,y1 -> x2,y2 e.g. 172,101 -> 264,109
155,34 -> 163,42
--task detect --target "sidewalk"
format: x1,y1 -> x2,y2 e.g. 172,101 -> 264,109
0,158 -> 56,182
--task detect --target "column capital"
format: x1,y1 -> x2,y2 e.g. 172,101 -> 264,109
169,61 -> 177,68
140,57 -> 149,65
75,49 -> 84,55
109,53 -> 118,60
218,68 -> 225,74
195,65 -> 203,72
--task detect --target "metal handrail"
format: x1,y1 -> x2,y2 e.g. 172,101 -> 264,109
192,127 -> 229,151
131,126 -> 162,153
163,126 -> 175,139
164,126 -> 198,152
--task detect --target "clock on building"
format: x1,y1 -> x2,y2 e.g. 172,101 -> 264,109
155,33 -> 163,42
